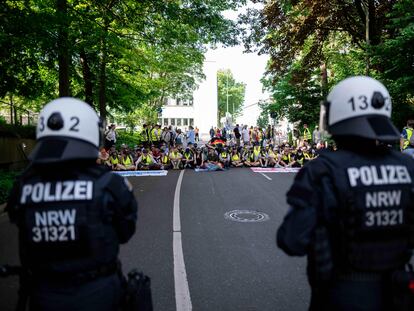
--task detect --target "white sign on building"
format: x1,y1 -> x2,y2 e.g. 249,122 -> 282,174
160,60 -> 218,138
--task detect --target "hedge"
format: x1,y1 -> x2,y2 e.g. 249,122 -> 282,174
0,123 -> 36,139
115,131 -> 142,149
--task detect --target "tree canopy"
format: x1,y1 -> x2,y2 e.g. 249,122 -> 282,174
242,0 -> 414,129
217,69 -> 246,120
0,0 -> 246,124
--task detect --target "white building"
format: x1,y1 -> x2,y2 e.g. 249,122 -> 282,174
160,60 -> 218,138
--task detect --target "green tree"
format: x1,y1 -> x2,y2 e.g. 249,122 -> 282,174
372,0 -> 414,128
1,0 -> 247,125
217,69 -> 246,120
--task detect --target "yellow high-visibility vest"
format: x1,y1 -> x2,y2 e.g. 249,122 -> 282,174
403,127 -> 413,150
232,154 -> 240,161
122,155 -> 132,165
303,128 -> 311,141
110,156 -> 119,165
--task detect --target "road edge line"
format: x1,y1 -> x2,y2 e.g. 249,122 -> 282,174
173,170 -> 192,311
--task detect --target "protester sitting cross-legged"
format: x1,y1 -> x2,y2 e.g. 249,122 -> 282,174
245,143 -> 262,167
119,148 -> 135,171
218,147 -> 231,168
206,147 -> 223,168
160,149 -> 171,170
265,145 -> 277,167
230,147 -> 243,167
289,148 -> 305,168
182,147 -> 195,169
194,147 -> 204,168
97,147 -> 110,167
169,146 -> 183,170
109,150 -> 122,170
135,148 -> 159,170
277,146 -> 291,168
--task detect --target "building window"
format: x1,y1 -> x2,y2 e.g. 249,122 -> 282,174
183,118 -> 188,126
189,98 -> 194,106
163,98 -> 169,106
163,118 -> 168,126
157,118 -> 161,125
189,118 -> 194,126
177,118 -> 182,126
176,98 -> 181,105
170,118 -> 175,126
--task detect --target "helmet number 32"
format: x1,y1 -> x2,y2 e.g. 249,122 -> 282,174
38,116 -> 80,132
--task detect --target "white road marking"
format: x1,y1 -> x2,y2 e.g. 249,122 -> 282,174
173,170 -> 192,311
259,172 -> 272,181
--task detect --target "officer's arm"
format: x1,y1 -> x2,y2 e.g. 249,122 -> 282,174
108,175 -> 138,244
277,166 -> 319,256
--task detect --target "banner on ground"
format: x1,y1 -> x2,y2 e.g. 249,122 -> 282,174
251,167 -> 300,173
114,170 -> 168,177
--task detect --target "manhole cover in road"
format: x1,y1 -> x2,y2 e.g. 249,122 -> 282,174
224,210 -> 270,223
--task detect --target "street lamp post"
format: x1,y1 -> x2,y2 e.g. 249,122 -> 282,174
226,73 -> 229,114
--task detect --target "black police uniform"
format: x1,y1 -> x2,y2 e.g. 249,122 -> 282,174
277,144 -> 414,310
6,160 -> 138,311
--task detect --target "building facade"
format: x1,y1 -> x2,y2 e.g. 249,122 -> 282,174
159,60 -> 218,137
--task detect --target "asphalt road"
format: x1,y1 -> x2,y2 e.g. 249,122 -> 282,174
0,168 -> 309,311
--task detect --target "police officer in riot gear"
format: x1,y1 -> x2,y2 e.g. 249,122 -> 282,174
6,98 -> 138,311
277,76 -> 414,310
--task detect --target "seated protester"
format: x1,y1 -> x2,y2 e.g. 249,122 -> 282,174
182,147 -> 195,169
109,150 -> 122,170
289,148 -> 305,168
245,143 -> 262,167
120,149 -> 136,170
241,146 -> 251,162
135,148 -> 160,170
120,143 -> 127,156
265,145 -> 278,167
277,146 -> 291,168
133,146 -> 142,164
194,147 -> 204,168
302,147 -> 312,164
151,145 -> 161,162
169,147 -> 183,170
160,149 -> 171,170
205,148 -> 222,167
218,147 -> 231,168
97,147 -> 110,167
230,148 -> 243,167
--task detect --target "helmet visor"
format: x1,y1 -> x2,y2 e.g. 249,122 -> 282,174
29,137 -> 99,164
329,115 -> 399,142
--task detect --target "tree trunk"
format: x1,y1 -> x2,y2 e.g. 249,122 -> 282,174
80,50 -> 94,106
57,0 -> 70,97
320,62 -> 328,97
98,25 -> 108,122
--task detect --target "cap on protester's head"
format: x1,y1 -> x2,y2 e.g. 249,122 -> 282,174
29,97 -> 102,164
321,76 -> 399,142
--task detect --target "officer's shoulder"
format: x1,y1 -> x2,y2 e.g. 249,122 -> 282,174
389,148 -> 414,167
300,151 -> 334,179
97,169 -> 134,194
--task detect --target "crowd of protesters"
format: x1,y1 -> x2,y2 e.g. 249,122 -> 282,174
98,123 -> 331,171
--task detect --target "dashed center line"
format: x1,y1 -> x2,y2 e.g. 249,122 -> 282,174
259,172 -> 272,181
